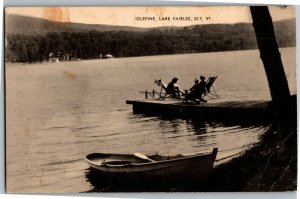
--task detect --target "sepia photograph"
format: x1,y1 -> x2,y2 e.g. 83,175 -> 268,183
4,6 -> 297,193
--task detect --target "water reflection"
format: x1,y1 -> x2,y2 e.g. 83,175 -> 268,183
127,112 -> 269,153
158,119 -> 182,134
85,114 -> 245,192
84,167 -> 167,192
84,106 -> 270,192
129,113 -> 268,158
84,167 -> 209,192
186,119 -> 207,135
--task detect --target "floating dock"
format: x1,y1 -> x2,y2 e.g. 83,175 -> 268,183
126,99 -> 274,124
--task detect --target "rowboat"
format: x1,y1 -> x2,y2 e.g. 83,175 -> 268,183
84,148 -> 218,182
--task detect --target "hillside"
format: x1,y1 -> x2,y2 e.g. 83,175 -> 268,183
5,14 -> 295,38
5,14 -> 296,63
5,14 -> 150,35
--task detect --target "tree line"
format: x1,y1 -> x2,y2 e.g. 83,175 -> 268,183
5,22 -> 295,63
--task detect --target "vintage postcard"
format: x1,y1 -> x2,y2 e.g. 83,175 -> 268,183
4,6 -> 296,193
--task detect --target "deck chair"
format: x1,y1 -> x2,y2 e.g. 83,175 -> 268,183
144,79 -> 183,100
154,79 -> 167,98
155,79 -> 186,100
142,79 -> 168,100
153,79 -> 174,100
204,76 -> 219,99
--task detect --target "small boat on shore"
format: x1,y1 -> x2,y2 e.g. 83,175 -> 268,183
84,148 -> 218,182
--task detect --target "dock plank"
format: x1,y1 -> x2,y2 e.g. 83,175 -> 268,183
126,99 -> 270,108
126,99 -> 273,123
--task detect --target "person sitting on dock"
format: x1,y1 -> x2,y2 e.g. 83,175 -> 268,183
197,75 -> 208,102
190,78 -> 199,92
187,78 -> 200,101
166,77 -> 184,99
186,76 -> 207,103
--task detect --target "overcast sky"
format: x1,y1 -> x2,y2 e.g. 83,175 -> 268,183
6,6 -> 295,27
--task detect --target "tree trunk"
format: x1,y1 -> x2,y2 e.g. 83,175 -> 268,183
250,6 -> 294,134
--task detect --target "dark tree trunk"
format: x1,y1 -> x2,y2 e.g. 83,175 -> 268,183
250,6 -> 294,134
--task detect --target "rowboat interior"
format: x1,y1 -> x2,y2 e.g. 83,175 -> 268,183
85,152 -> 212,166
86,153 -> 184,166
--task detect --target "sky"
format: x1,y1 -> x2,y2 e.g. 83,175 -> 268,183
5,6 -> 296,27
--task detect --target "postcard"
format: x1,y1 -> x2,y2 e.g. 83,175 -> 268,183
4,6 -> 296,193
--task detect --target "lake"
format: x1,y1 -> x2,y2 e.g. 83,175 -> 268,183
5,47 -> 296,193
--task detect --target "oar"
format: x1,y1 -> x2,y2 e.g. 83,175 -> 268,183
134,153 -> 155,162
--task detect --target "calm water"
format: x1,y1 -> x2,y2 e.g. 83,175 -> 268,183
6,48 -> 296,193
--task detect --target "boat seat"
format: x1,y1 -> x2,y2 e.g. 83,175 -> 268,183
103,160 -> 133,166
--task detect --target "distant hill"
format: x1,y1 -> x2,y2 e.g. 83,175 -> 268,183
5,14 -> 295,63
5,14 -> 151,35
5,14 -> 295,37
272,19 -> 296,47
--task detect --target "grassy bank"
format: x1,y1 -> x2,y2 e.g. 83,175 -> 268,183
201,127 -> 297,192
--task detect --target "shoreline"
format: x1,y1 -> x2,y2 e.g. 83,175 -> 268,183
86,95 -> 297,192
86,125 -> 297,192
203,127 -> 297,192
5,46 -> 295,65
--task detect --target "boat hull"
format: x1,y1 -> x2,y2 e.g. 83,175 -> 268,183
84,148 -> 217,182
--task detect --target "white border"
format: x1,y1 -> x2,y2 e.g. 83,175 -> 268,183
0,1 -> 298,199
2,0 -> 300,6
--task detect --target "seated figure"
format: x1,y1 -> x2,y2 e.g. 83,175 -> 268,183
187,76 -> 208,103
166,77 -> 184,99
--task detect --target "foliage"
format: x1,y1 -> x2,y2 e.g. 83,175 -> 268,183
5,22 -> 296,63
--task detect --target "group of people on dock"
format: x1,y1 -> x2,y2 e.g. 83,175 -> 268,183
166,76 -> 208,103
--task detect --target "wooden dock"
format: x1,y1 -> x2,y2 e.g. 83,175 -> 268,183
126,99 -> 274,124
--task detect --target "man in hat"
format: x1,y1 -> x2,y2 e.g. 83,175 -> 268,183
186,76 -> 207,103
190,78 -> 199,92
186,78 -> 200,102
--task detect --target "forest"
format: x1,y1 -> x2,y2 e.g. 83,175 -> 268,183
5,20 -> 295,63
